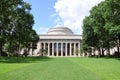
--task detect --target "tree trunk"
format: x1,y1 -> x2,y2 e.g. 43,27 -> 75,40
0,28 -> 2,56
115,36 -> 120,57
107,47 -> 110,56
117,38 -> 120,53
117,46 -> 119,53
0,45 -> 2,56
98,48 -> 101,57
0,41 -> 3,56
101,48 -> 104,57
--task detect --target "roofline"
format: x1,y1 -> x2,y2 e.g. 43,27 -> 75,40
39,34 -> 82,36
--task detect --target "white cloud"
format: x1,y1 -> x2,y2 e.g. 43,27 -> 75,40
54,0 -> 104,34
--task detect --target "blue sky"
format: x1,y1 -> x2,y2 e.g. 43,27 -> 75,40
23,0 -> 57,34
23,0 -> 104,35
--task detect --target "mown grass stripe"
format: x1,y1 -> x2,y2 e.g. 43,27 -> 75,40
0,57 -> 120,80
0,58 -> 101,80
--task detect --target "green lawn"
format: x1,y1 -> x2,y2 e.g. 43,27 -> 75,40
0,57 -> 120,80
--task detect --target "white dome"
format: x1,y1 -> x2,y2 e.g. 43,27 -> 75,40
47,27 -> 73,35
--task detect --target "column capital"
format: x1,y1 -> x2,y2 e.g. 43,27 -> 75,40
70,42 -> 72,44
51,42 -> 55,44
56,42 -> 59,44
60,42 -> 63,44
47,42 -> 50,44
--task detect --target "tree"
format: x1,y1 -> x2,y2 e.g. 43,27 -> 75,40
39,49 -> 48,56
109,25 -> 120,53
90,4 -> 110,56
102,0 -> 120,53
96,0 -> 120,55
82,16 -> 99,56
82,0 -> 120,57
0,0 -> 38,56
0,0 -> 23,56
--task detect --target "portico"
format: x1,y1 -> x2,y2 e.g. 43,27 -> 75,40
34,27 -> 82,57
40,42 -> 80,56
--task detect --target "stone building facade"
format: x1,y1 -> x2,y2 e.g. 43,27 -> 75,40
32,27 -> 82,57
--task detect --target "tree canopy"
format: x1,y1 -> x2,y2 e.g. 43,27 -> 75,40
82,0 -> 120,57
0,0 -> 39,56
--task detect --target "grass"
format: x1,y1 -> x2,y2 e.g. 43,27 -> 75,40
0,57 -> 120,80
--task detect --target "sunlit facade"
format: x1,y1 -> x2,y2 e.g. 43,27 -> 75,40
32,27 -> 82,57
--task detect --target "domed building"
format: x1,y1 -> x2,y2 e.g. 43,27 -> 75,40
32,27 -> 82,57
47,27 -> 73,35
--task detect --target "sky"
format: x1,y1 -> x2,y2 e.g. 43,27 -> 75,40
23,0 -> 104,35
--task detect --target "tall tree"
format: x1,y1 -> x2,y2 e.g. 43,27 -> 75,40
0,0 -> 22,55
0,0 -> 38,56
102,0 -> 120,53
82,0 -> 120,56
82,16 -> 99,56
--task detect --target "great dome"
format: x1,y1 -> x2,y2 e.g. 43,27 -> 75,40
47,27 -> 73,35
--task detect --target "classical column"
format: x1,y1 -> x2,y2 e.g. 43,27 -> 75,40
74,43 -> 76,56
43,43 -> 46,49
47,43 -> 50,56
39,43 -> 41,54
65,43 -> 68,56
61,43 -> 63,56
70,43 -> 72,56
43,43 -> 46,56
29,43 -> 32,55
52,43 -> 54,56
78,43 -> 80,56
56,43 -> 58,56
40,43 -> 43,56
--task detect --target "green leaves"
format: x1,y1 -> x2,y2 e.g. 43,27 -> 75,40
0,0 -> 38,56
82,0 -> 120,56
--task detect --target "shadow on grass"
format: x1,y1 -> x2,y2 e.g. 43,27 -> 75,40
88,56 -> 120,61
0,56 -> 52,63
104,56 -> 120,61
